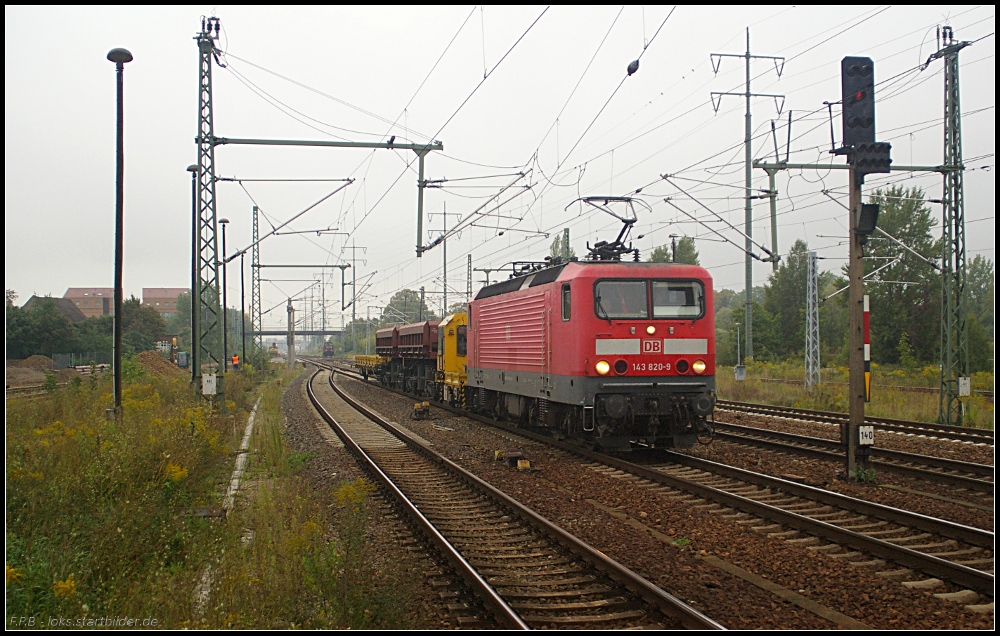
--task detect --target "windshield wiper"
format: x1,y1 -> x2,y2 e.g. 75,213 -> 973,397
595,294 -> 613,326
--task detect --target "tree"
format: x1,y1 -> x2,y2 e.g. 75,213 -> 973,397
648,236 -> 700,265
5,297 -> 79,359
549,233 -> 576,260
382,289 -> 436,325
446,301 -> 468,315
166,292 -> 193,352
121,297 -> 167,354
861,186 -> 941,364
966,255 -> 994,337
756,239 -> 810,360
965,255 -> 995,373
76,315 -> 113,355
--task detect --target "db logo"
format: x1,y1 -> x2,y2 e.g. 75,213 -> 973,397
642,339 -> 662,354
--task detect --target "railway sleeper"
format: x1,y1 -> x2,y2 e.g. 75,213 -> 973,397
847,559 -> 888,568
468,556 -> 577,568
509,596 -> 630,610
882,533 -> 933,544
495,585 -> 614,599
455,543 -> 550,553
477,565 -> 586,578
462,550 -> 558,560
834,519 -> 887,529
517,609 -> 648,624
489,575 -> 598,587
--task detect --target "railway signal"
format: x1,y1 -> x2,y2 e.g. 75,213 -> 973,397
840,56 -> 875,147
841,55 -> 891,479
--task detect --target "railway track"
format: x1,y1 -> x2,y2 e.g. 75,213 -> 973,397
754,377 -> 993,400
717,400 -> 994,446
711,421 -> 995,495
319,361 -> 994,608
306,366 -> 722,629
630,451 -> 994,602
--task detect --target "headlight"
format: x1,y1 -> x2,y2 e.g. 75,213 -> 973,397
693,359 -> 707,374
595,360 -> 610,375
646,325 -> 656,335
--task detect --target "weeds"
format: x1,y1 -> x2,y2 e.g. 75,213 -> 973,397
853,467 -> 877,484
6,364 -> 415,628
206,380 -> 415,628
5,371 -> 235,624
718,361 -> 994,429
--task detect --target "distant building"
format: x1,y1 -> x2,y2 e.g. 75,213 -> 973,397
142,288 -> 188,319
24,296 -> 88,324
64,287 -> 113,318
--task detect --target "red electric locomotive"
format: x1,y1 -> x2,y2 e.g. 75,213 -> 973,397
466,203 -> 715,450
467,259 -> 715,449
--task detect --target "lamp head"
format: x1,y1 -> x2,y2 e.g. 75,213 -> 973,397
107,48 -> 133,64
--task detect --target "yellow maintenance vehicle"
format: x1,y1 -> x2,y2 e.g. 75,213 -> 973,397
353,354 -> 387,380
436,312 -> 468,406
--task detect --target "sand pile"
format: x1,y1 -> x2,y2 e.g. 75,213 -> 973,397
16,355 -> 54,370
136,351 -> 186,378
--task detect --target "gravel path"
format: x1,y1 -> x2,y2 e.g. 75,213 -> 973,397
334,373 -> 994,630
281,369 -> 481,629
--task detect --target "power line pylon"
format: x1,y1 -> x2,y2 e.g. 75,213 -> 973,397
251,205 -> 262,354
194,17 -> 225,410
930,26 -> 972,426
805,251 -> 821,390
710,28 -> 785,361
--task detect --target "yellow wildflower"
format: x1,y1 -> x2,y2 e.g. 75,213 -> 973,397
6,563 -> 23,586
53,573 -> 77,598
333,479 -> 372,508
164,462 -> 188,483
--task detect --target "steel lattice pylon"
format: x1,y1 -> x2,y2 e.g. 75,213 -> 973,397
936,32 -> 971,426
251,205 -> 262,353
193,18 -> 223,385
805,251 -> 821,390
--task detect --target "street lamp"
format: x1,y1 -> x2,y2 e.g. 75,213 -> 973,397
219,217 -> 229,372
734,322 -> 746,382
736,322 -> 741,366
187,164 -> 198,384
108,47 -> 132,424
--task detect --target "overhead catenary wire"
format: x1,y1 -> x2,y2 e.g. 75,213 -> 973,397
280,6 -> 992,308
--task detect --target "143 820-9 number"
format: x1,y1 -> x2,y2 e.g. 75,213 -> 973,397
633,362 -> 671,372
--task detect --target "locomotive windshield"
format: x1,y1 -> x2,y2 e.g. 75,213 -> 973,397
594,279 -> 705,320
652,281 -> 704,318
594,281 -> 648,319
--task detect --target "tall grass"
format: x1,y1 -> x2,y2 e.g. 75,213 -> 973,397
718,361 -> 994,429
203,380 -> 416,629
6,368 -> 236,624
6,366 -> 416,628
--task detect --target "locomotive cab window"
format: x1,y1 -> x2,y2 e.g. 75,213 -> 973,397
594,281 -> 648,319
562,283 -> 571,321
457,325 -> 468,356
652,281 -> 704,319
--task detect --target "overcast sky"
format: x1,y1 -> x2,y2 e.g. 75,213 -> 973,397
5,5 -> 995,331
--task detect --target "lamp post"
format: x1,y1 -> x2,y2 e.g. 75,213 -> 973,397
108,47 -> 132,424
736,322 -> 741,366
219,217 -> 229,373
241,252 -> 246,371
187,164 -> 199,385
